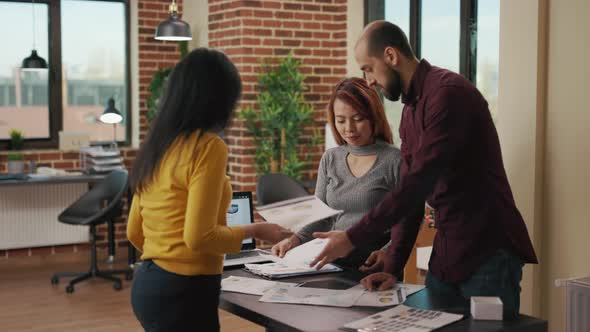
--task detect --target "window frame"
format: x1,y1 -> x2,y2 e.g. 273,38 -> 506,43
365,0 -> 478,83
0,0 -> 131,150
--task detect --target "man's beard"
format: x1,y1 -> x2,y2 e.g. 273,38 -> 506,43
381,68 -> 403,102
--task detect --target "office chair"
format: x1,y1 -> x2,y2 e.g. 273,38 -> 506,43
50,170 -> 132,293
256,173 -> 309,205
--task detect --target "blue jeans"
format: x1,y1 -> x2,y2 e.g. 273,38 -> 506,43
426,249 -> 523,319
131,260 -> 222,332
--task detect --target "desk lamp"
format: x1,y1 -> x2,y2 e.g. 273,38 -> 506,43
100,98 -> 122,148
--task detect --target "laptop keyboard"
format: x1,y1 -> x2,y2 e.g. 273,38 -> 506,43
225,251 -> 261,260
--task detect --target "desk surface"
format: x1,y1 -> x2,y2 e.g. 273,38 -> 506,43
0,174 -> 105,186
220,269 -> 547,332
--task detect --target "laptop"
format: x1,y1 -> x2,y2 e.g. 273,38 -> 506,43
223,191 -> 273,268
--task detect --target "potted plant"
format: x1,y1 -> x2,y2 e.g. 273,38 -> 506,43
7,129 -> 25,174
240,54 -> 319,180
146,41 -> 189,123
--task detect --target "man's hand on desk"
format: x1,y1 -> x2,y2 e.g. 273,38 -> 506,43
358,249 -> 386,273
309,230 -> 354,269
360,272 -> 397,291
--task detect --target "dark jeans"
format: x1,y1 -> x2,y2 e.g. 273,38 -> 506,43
426,249 -> 523,319
131,260 -> 222,332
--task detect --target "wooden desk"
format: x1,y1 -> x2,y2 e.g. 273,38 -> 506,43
0,174 -> 131,265
0,174 -> 105,187
220,269 -> 547,332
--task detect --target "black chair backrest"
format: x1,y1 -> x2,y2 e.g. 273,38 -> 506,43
58,170 -> 128,225
256,173 -> 309,206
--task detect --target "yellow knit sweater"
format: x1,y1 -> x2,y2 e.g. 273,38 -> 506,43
127,131 -> 245,275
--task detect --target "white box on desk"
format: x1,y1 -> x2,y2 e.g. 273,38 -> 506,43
471,296 -> 503,320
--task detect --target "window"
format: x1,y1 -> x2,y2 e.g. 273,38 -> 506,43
421,0 -> 461,73
0,0 -> 130,149
366,0 -> 501,144
61,0 -> 128,142
476,1 -> 500,117
0,2 -> 50,139
383,0 -> 410,147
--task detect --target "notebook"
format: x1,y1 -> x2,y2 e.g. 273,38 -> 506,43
223,192 -> 272,268
243,238 -> 342,279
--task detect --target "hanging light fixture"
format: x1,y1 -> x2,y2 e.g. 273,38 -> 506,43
22,0 -> 47,70
154,0 -> 192,41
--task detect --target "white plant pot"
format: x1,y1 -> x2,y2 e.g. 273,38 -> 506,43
7,160 -> 25,174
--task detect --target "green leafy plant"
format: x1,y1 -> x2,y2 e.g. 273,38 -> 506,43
240,54 -> 317,180
146,41 -> 189,122
7,153 -> 24,161
9,129 -> 24,150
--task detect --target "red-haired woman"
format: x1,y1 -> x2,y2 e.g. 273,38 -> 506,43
272,77 -> 405,274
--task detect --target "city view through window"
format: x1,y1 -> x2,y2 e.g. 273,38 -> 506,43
0,0 -> 127,142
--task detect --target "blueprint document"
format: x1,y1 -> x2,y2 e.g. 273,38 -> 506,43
259,285 -> 365,307
257,195 -> 342,232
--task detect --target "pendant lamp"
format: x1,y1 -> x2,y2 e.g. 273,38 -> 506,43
22,0 -> 47,70
154,0 -> 192,41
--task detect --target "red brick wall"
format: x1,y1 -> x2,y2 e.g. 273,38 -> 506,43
137,0 -> 185,141
208,0 -> 348,194
0,0 -> 184,259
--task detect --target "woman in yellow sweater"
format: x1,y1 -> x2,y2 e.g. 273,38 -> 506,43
127,48 -> 291,332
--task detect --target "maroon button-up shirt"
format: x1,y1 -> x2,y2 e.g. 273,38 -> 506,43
347,60 -> 538,283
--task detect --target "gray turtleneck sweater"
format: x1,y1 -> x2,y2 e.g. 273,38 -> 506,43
296,140 -> 402,247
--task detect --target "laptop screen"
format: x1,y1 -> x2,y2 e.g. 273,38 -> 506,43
226,192 -> 255,248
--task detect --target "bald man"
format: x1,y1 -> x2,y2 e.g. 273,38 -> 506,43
310,21 -> 537,318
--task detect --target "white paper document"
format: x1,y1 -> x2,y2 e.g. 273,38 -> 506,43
347,282 -> 423,307
257,195 -> 342,232
349,284 -> 407,307
259,285 -> 365,307
244,239 -> 342,279
282,237 -> 332,266
342,304 -> 463,332
396,283 -> 426,297
221,276 -> 298,296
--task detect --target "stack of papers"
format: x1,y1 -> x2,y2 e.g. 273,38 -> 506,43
79,147 -> 124,174
342,305 -> 464,331
257,195 -> 342,232
245,261 -> 341,279
244,238 -> 342,279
